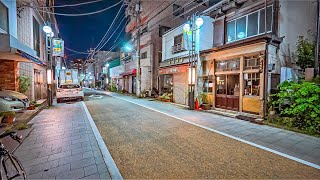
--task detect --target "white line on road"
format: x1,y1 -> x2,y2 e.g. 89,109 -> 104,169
99,91 -> 320,170
81,101 -> 123,180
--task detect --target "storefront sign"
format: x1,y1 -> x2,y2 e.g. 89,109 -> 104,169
52,38 -> 64,57
159,65 -> 188,75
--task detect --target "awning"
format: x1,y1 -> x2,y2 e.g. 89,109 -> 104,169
120,69 -> 137,76
21,52 -> 46,66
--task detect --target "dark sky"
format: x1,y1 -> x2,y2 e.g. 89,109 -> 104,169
54,0 -> 127,61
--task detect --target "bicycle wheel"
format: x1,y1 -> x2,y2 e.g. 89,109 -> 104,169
0,154 -> 26,180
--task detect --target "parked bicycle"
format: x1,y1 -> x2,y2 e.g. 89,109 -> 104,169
0,131 -> 26,180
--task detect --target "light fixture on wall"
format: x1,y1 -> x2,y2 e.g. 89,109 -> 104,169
43,25 -> 52,34
47,69 -> 52,84
188,67 -> 196,85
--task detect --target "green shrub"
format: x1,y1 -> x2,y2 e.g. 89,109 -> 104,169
0,111 -> 16,118
273,81 -> 320,134
17,76 -> 31,94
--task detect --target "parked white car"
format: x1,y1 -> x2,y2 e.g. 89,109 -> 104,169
57,84 -> 84,103
0,90 -> 30,112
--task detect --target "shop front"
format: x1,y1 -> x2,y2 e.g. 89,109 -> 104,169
203,42 -> 267,116
159,64 -> 188,105
120,69 -> 136,94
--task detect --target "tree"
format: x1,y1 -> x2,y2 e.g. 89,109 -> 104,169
295,35 -> 315,71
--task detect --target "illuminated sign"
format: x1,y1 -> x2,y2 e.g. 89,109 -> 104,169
52,38 -> 64,57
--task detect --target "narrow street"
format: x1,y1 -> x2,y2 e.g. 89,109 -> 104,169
83,89 -> 320,179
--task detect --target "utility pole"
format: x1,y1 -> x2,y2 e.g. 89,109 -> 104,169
135,0 -> 142,97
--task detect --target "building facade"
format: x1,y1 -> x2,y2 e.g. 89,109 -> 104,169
124,0 -> 212,96
159,16 -> 214,105
0,0 -> 59,101
199,0 -> 317,117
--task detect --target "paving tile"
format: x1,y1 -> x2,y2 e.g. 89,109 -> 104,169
82,172 -> 100,179
84,164 -> 98,176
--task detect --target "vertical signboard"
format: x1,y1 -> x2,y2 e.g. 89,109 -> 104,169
52,38 -> 64,57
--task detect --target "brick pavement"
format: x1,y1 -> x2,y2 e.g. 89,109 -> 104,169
93,89 -> 320,167
14,102 -> 111,179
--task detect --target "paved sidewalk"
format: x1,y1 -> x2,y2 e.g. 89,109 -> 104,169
14,102 -> 111,179
91,89 -> 320,167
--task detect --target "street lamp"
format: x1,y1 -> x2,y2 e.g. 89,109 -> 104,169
43,25 -> 52,34
184,15 -> 204,110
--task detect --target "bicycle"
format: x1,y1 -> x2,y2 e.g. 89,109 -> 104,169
0,131 -> 26,180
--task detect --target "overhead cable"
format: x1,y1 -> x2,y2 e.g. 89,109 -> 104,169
24,0 -> 123,16
95,1 -> 125,51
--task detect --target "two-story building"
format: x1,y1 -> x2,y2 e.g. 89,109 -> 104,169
199,0 -> 317,117
0,0 -> 59,101
159,16 -> 214,105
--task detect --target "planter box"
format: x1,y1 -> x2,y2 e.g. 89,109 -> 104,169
200,104 -> 211,110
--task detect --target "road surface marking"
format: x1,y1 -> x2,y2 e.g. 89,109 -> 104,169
97,90 -> 320,170
81,101 -> 123,179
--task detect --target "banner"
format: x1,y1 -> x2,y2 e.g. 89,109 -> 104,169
52,38 -> 64,57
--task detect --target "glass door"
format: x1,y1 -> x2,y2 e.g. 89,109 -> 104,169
215,74 -> 240,111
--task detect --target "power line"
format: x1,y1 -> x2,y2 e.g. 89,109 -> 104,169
65,47 -> 90,54
36,0 -> 103,8
24,0 -> 123,16
95,2 -> 125,51
97,18 -> 128,51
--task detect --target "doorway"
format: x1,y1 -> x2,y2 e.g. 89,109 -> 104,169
132,76 -> 136,94
215,74 -> 240,111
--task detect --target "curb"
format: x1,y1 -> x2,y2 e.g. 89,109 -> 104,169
81,101 -> 123,180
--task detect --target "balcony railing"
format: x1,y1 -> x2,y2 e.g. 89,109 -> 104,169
171,43 -> 186,54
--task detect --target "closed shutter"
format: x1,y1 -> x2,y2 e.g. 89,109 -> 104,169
173,72 -> 187,105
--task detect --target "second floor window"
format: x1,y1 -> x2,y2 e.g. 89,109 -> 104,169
0,2 -> 9,33
141,52 -> 147,59
174,34 -> 183,45
227,5 -> 273,43
33,17 -> 40,57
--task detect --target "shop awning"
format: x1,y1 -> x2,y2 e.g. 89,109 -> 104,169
120,69 -> 137,76
21,52 -> 46,66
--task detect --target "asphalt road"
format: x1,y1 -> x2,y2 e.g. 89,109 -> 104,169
84,89 -> 320,179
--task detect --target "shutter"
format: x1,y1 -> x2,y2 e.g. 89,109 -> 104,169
173,72 -> 187,105
213,19 -> 225,47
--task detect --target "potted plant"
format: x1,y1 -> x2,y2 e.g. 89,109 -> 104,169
199,93 -> 211,110
0,111 -> 16,124
27,100 -> 36,110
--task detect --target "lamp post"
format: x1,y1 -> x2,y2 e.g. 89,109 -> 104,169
43,24 -> 54,106
184,14 -> 203,110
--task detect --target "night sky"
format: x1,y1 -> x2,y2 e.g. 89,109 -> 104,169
54,0 -> 127,61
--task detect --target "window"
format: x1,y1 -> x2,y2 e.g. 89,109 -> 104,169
33,17 -> 40,57
247,12 -> 259,37
174,34 -> 183,45
173,4 -> 184,17
227,21 -> 235,42
236,16 -> 246,40
141,52 -> 147,59
216,60 -> 240,72
0,1 -> 9,33
227,5 -> 273,43
244,73 -> 260,96
259,6 -> 273,34
216,75 -> 226,94
203,78 -> 213,93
